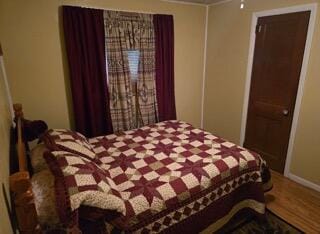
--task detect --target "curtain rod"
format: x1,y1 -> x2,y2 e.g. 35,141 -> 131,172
62,4 -> 156,15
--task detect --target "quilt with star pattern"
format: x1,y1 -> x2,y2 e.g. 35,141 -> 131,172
43,120 -> 272,233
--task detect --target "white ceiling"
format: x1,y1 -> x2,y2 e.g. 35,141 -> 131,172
164,0 -> 229,5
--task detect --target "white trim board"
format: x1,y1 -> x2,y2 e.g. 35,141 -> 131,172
239,4 -> 318,189
0,56 -> 14,120
201,5 -> 209,128
288,173 -> 320,192
161,0 -> 208,7
162,0 -> 232,7
209,0 -> 233,6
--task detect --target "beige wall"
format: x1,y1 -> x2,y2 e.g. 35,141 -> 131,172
0,0 -> 206,130
204,0 -> 320,185
0,56 -> 13,233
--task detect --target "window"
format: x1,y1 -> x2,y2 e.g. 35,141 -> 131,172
127,50 -> 142,126
127,50 -> 140,83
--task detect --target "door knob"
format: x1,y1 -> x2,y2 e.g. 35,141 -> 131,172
283,109 -> 289,116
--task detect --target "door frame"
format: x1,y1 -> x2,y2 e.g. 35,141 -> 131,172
240,3 -> 318,178
0,44 -> 14,119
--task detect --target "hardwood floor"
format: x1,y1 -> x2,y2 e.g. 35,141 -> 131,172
265,170 -> 320,233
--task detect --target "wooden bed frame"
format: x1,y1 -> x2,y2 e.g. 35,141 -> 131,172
9,104 -> 41,234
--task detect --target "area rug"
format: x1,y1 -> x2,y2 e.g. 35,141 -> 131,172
226,209 -> 304,234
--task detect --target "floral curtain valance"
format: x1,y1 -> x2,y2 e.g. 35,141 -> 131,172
104,11 -> 154,49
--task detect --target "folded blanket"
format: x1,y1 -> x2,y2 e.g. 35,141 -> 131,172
44,150 -> 125,227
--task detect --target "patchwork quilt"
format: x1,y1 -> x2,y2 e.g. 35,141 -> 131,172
43,121 -> 272,233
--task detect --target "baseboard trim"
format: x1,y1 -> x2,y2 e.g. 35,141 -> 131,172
288,173 -> 320,192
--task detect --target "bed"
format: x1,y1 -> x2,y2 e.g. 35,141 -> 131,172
10,104 -> 272,234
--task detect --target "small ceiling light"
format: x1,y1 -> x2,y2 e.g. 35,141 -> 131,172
240,0 -> 245,9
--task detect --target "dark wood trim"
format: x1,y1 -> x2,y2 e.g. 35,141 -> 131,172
0,43 -> 3,56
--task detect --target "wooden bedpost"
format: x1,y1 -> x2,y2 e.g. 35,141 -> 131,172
13,103 -> 27,172
9,104 -> 41,234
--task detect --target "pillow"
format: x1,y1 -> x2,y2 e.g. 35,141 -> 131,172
41,129 -> 96,160
30,143 -> 49,173
44,150 -> 125,227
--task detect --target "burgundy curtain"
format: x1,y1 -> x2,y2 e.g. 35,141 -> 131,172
63,6 -> 113,137
153,14 -> 176,121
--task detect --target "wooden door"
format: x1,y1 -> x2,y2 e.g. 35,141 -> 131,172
244,11 -> 310,173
